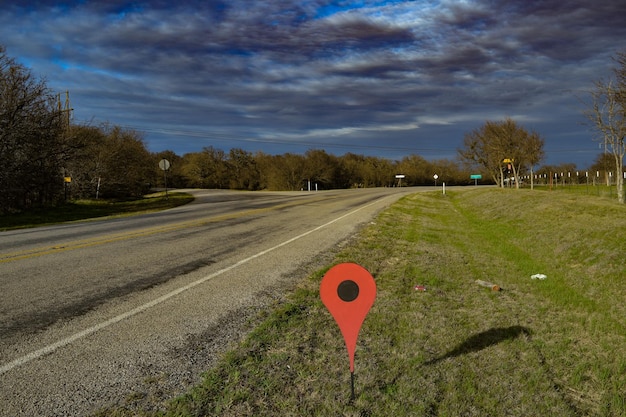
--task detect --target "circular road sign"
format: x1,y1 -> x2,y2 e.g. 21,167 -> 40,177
159,159 -> 171,171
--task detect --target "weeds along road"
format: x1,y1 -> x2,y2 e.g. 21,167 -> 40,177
0,187 -> 414,416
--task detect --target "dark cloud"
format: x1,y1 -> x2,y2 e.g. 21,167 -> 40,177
1,0 -> 624,166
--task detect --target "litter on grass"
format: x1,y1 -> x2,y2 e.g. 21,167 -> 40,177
531,274 -> 547,280
475,279 -> 501,291
414,285 -> 426,291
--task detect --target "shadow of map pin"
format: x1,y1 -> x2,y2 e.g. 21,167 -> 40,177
320,262 -> 376,400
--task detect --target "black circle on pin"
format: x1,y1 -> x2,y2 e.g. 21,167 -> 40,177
337,280 -> 359,302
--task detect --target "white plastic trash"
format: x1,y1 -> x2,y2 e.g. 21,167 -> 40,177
531,274 -> 547,280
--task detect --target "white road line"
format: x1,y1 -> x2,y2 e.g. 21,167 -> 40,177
0,197 -> 385,375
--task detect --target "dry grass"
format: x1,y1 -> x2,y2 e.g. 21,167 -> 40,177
97,188 -> 626,417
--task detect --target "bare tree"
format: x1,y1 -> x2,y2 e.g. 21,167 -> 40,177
228,148 -> 259,190
590,153 -> 615,186
337,153 -> 365,188
303,149 -> 338,190
362,156 -> 393,187
459,118 -> 544,188
275,153 -> 307,191
95,126 -> 154,198
181,146 -> 228,189
0,45 -> 66,212
616,52 -> 626,106
522,131 -> 545,190
460,124 -> 507,187
585,53 -> 625,204
63,125 -> 107,198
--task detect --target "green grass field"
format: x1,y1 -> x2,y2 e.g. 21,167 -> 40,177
96,188 -> 624,416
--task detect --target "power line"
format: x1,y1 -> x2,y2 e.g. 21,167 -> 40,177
76,120 -> 601,156
81,122 -> 455,154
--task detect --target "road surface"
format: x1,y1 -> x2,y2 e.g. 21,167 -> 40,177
0,187 -> 413,416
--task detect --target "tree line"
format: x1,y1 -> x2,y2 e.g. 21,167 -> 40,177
160,147 -> 472,192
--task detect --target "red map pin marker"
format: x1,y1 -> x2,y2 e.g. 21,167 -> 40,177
320,263 -> 376,374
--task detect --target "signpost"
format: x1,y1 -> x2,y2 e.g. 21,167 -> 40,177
470,174 -> 482,186
395,174 -> 405,187
158,159 -> 171,199
64,176 -> 71,201
433,174 -> 439,187
320,263 -> 376,401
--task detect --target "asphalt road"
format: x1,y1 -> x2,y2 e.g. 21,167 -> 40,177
0,187 -> 413,416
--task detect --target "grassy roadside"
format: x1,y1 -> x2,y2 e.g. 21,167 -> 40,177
0,192 -> 194,231
100,188 -> 625,417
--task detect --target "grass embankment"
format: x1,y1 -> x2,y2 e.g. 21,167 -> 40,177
0,192 -> 194,231
102,188 -> 625,417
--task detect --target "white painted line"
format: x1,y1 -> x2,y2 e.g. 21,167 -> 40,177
0,197 -> 386,375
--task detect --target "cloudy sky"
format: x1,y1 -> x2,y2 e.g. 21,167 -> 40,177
1,1 -> 624,167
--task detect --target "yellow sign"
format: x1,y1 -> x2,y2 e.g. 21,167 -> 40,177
64,177 -> 72,183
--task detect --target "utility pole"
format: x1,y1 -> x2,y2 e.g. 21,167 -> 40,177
57,90 -> 73,132
58,91 -> 73,201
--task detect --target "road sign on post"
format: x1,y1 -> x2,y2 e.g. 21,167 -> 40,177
470,174 -> 482,185
320,263 -> 376,401
64,177 -> 71,201
158,159 -> 170,199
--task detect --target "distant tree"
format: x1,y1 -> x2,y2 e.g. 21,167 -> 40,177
248,153 -> 301,191
62,124 -> 158,199
338,153 -> 366,188
431,158 -> 467,186
362,156 -> 393,187
228,148 -> 259,190
460,121 -> 507,187
182,146 -> 228,189
181,152 -> 206,188
253,151 -> 274,190
245,152 -> 306,191
395,154 -> 431,185
584,52 -> 625,203
538,163 -> 577,186
63,125 -> 108,198
303,149 -> 339,190
0,45 -> 67,212
95,126 -> 154,198
277,153 -> 307,191
459,118 -> 545,188
523,131 -> 545,189
588,153 -> 614,185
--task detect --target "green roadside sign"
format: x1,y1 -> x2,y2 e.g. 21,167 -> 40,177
470,174 -> 482,186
